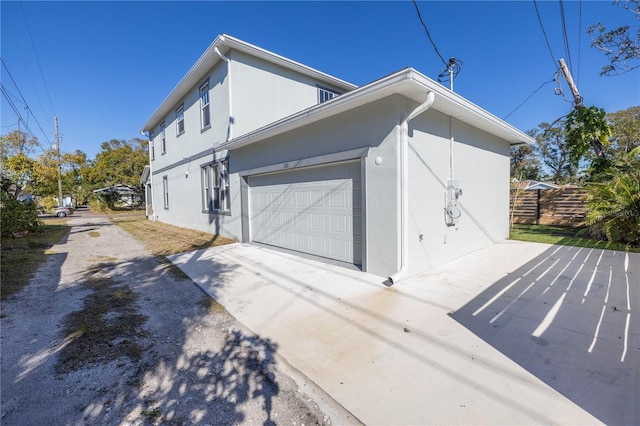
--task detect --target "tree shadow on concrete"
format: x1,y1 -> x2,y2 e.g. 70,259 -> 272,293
450,245 -> 639,425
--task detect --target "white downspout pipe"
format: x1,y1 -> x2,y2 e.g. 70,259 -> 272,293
388,91 -> 435,285
215,43 -> 233,141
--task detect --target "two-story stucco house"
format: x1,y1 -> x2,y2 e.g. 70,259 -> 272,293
141,34 -> 534,282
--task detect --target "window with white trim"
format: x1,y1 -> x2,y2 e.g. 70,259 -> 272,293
150,132 -> 155,160
176,105 -> 184,136
162,175 -> 169,209
201,159 -> 230,213
318,87 -> 340,103
160,122 -> 166,154
200,80 -> 211,130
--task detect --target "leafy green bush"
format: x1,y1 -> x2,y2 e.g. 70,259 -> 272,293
585,148 -> 640,247
0,198 -> 41,237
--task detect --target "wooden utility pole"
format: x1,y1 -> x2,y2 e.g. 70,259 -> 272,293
558,58 -> 607,160
558,58 -> 583,108
54,117 -> 62,205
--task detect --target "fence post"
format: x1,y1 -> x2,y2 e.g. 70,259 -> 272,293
536,189 -> 541,225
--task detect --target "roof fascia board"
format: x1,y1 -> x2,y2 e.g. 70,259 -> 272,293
141,34 -> 357,132
222,68 -> 534,150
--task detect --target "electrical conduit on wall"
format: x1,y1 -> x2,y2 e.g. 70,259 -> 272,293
388,91 -> 435,285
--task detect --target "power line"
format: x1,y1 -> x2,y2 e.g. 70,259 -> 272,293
411,0 -> 447,67
577,0 -> 582,86
504,75 -> 556,120
1,85 -> 38,141
532,0 -> 558,69
1,58 -> 53,145
558,0 -> 573,72
20,0 -> 56,117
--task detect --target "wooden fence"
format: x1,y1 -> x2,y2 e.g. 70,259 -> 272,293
510,188 -> 588,226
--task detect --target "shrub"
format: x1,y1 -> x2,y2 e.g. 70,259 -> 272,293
586,148 -> 640,246
0,198 -> 41,237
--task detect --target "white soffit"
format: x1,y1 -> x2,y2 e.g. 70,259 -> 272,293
223,68 -> 534,150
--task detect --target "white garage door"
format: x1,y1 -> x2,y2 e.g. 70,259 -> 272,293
249,161 -> 362,264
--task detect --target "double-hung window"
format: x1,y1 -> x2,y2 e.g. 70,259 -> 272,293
176,105 -> 185,136
318,86 -> 340,103
162,175 -> 169,209
160,122 -> 166,155
201,159 -> 230,213
150,131 -> 155,160
200,80 -> 211,130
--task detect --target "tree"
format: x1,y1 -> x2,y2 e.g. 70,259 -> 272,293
87,138 -> 148,190
0,130 -> 39,199
607,106 -> 640,154
510,144 -> 541,180
588,0 -> 640,75
565,106 -> 611,163
531,121 -> 580,184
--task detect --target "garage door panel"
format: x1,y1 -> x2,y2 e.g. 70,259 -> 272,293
249,162 -> 361,264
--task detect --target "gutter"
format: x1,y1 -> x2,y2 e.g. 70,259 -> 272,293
215,40 -> 234,141
387,91 -> 435,285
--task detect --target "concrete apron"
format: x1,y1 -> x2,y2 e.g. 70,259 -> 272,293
169,240 -> 634,425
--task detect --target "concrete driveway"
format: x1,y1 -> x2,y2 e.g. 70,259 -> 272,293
169,240 -> 639,425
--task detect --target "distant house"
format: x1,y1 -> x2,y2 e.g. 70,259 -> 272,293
93,185 -> 141,207
141,34 -> 534,281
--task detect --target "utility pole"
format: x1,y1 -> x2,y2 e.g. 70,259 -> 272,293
558,58 -> 583,108
54,117 -> 62,206
558,58 -> 607,160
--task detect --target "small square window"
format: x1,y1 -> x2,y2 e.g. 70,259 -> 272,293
318,87 -> 340,103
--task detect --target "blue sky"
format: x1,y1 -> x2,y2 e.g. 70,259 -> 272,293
2,1 -> 638,160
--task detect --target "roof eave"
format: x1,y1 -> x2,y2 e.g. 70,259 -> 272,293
222,68 -> 535,150
141,34 -> 357,133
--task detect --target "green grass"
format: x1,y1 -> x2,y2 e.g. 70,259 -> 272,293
509,224 -> 640,253
1,222 -> 71,300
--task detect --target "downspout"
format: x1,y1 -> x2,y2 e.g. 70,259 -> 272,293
214,42 -> 233,141
388,91 -> 435,285
141,130 -> 155,220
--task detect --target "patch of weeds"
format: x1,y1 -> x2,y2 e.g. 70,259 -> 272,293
55,274 -> 148,374
1,224 -> 70,301
87,231 -> 100,237
141,406 -> 161,420
198,295 -> 228,314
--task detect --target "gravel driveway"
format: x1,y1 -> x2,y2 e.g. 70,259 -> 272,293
1,211 -> 330,425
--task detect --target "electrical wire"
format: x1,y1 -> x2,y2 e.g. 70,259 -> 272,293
1,58 -> 53,145
577,0 -> 582,86
411,0 -> 447,67
533,0 -> 558,69
1,84 -> 38,141
558,0 -> 573,72
20,0 -> 56,117
504,75 -> 556,120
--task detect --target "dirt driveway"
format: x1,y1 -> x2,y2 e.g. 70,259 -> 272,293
1,212 -> 333,425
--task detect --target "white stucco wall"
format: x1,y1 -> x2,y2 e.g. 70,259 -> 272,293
230,97 -> 404,276
229,50 -> 347,138
405,108 -> 511,276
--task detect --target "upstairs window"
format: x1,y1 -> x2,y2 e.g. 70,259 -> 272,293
200,80 -> 211,130
318,87 -> 340,103
176,105 -> 185,136
160,122 -> 166,155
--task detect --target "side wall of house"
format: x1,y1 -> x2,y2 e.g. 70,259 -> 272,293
405,108 -> 511,276
229,50 -> 347,138
148,48 -> 349,240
